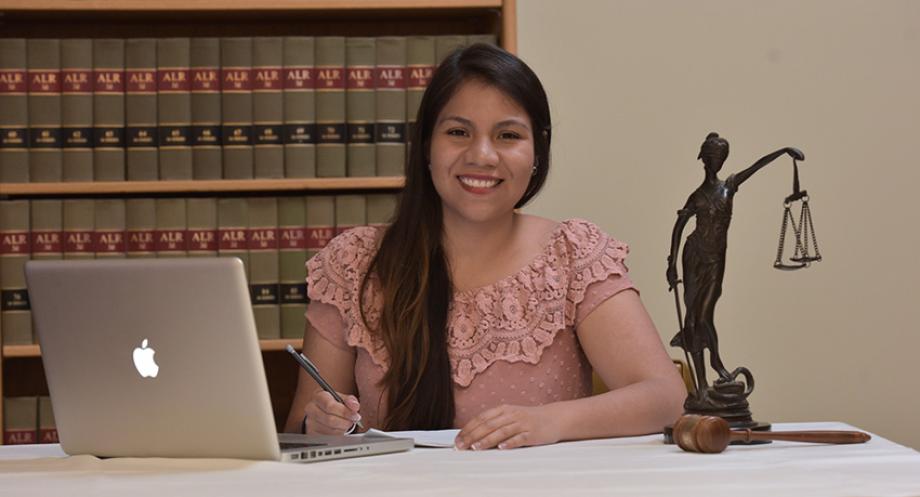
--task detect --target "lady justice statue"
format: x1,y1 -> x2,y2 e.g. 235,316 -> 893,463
666,132 -> 805,430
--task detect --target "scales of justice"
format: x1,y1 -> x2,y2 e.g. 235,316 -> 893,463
663,132 -> 822,443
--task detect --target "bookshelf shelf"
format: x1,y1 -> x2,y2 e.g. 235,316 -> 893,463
1,339 -> 302,358
1,345 -> 41,359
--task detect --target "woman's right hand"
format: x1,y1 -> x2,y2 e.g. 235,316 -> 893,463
303,390 -> 362,435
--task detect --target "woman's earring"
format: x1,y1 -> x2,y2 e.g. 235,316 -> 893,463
532,163 -> 538,176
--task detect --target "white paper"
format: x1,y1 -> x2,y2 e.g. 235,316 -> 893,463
365,428 -> 460,448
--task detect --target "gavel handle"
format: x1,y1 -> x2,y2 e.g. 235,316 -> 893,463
730,429 -> 871,445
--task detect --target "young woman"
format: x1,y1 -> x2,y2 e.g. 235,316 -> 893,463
284,43 -> 685,450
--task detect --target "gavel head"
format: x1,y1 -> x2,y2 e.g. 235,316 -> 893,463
673,414 -> 731,453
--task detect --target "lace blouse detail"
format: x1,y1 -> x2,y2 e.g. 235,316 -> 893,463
306,219 -> 631,388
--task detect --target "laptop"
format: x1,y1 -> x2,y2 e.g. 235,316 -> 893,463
25,257 -> 412,462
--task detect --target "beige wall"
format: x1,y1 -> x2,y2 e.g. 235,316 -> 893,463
518,0 -> 920,448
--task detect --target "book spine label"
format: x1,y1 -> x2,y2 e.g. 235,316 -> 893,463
221,38 -> 254,179
30,199 -> 63,261
278,196 -> 307,338
315,37 -> 346,177
191,38 -> 222,179
125,39 -> 159,181
93,199 -> 126,258
253,37 -> 284,179
39,396 -> 59,444
218,197 -> 249,271
126,198 -> 156,258
60,39 -> 94,181
93,39 -> 126,181
3,397 -> 38,445
346,38 -> 376,177
375,37 -> 407,177
158,38 -> 193,180
0,39 -> 29,183
1,200 -> 32,345
63,199 -> 95,259
155,198 -> 187,257
186,197 -> 218,257
282,37 -> 316,178
248,197 -> 280,339
406,36 -> 435,153
334,194 -> 367,236
305,195 -> 335,253
27,39 -> 63,182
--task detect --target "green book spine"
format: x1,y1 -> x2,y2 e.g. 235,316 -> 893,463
158,38 -> 193,180
435,35 -> 467,65
126,198 -> 156,258
366,193 -> 398,228
0,39 -> 29,183
253,37 -> 284,179
27,38 -> 63,182
30,200 -> 63,262
334,194 -> 366,236
125,38 -> 158,181
3,397 -> 38,445
187,197 -> 218,257
305,195 -> 334,260
93,39 -> 125,181
406,36 -> 435,156
346,37 -> 375,177
282,37 -> 315,178
63,199 -> 94,260
315,37 -> 346,178
61,39 -> 94,182
375,37 -> 407,177
1,200 -> 31,345
155,198 -> 187,257
218,197 -> 249,273
248,197 -> 280,339
278,196 -> 307,339
93,199 -> 126,258
191,38 -> 222,180
467,34 -> 498,46
221,38 -> 254,179
39,396 -> 58,444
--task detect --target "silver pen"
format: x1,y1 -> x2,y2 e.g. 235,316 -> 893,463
285,345 -> 364,430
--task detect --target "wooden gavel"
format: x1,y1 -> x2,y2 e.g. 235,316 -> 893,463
673,414 -> 871,454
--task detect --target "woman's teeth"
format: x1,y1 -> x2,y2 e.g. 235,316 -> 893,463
458,176 -> 501,188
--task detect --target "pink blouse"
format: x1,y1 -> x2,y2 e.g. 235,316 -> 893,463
305,218 -> 635,429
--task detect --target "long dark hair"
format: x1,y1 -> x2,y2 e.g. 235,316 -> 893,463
360,43 -> 552,430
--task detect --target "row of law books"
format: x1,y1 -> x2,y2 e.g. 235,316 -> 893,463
3,396 -> 57,445
0,194 -> 397,344
0,34 -> 496,183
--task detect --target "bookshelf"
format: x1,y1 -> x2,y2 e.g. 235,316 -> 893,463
0,0 -> 516,442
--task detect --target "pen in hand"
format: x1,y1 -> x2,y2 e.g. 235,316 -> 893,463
285,345 -> 364,430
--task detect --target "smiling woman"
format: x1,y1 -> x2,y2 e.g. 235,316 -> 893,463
284,44 -> 686,450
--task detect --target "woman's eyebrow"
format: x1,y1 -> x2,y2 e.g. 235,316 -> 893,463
437,115 -> 473,127
437,115 -> 531,131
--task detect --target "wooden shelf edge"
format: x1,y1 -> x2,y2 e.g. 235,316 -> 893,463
0,177 -> 405,196
2,339 -> 301,358
260,338 -> 303,352
0,0 -> 502,12
1,344 -> 41,358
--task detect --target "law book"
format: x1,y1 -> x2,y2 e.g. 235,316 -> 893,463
435,35 -> 467,64
305,195 -> 334,261
39,396 -> 58,444
155,198 -> 187,258
221,37 -> 254,179
282,36 -> 316,178
126,198 -> 156,258
218,197 -> 249,273
253,37 -> 284,179
406,36 -> 435,154
0,38 -> 29,183
366,193 -> 398,228
60,39 -> 94,182
93,199 -> 126,259
315,37 -> 346,178
346,37 -> 376,177
0,200 -> 31,345
27,38 -> 63,182
125,38 -> 158,181
186,197 -> 218,257
190,38 -> 222,180
248,197 -> 280,339
30,199 -> 63,263
63,199 -> 94,260
334,194 -> 366,236
467,34 -> 498,46
93,39 -> 126,181
375,37 -> 407,177
157,38 -> 193,180
278,196 -> 307,339
2,397 -> 37,445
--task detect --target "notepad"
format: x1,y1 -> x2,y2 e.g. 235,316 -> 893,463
365,428 -> 460,448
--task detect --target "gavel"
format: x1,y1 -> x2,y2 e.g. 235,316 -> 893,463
673,414 -> 871,454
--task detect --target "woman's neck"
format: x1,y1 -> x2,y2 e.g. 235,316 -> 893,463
441,212 -> 519,270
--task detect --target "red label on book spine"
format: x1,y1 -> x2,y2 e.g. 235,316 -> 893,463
62,70 -> 92,93
127,230 -> 156,253
94,70 -> 124,93
316,67 -> 345,90
94,231 -> 126,253
158,69 -> 190,92
408,65 -> 434,89
253,67 -> 282,90
155,230 -> 187,252
64,231 -> 93,254
346,66 -> 374,90
283,67 -> 314,90
0,70 -> 26,93
221,68 -> 252,91
126,70 -> 157,92
3,429 -> 36,445
40,428 -> 59,444
188,229 -> 218,251
30,231 -> 62,253
219,228 -> 248,250
191,68 -> 220,92
305,227 -> 334,249
28,70 -> 61,93
0,231 -> 29,254
375,66 -> 406,89
248,228 -> 278,250
279,227 -> 307,249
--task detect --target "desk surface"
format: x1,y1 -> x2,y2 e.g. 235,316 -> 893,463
2,422 -> 919,497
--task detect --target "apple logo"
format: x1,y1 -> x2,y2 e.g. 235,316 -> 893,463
132,339 -> 159,378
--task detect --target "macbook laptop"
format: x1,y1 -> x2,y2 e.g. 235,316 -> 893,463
25,257 -> 412,462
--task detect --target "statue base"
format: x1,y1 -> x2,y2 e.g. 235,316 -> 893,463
663,379 -> 772,445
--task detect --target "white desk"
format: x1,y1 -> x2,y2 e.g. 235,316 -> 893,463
1,422 -> 919,497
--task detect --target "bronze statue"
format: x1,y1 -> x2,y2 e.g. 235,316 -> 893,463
666,132 -> 804,428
